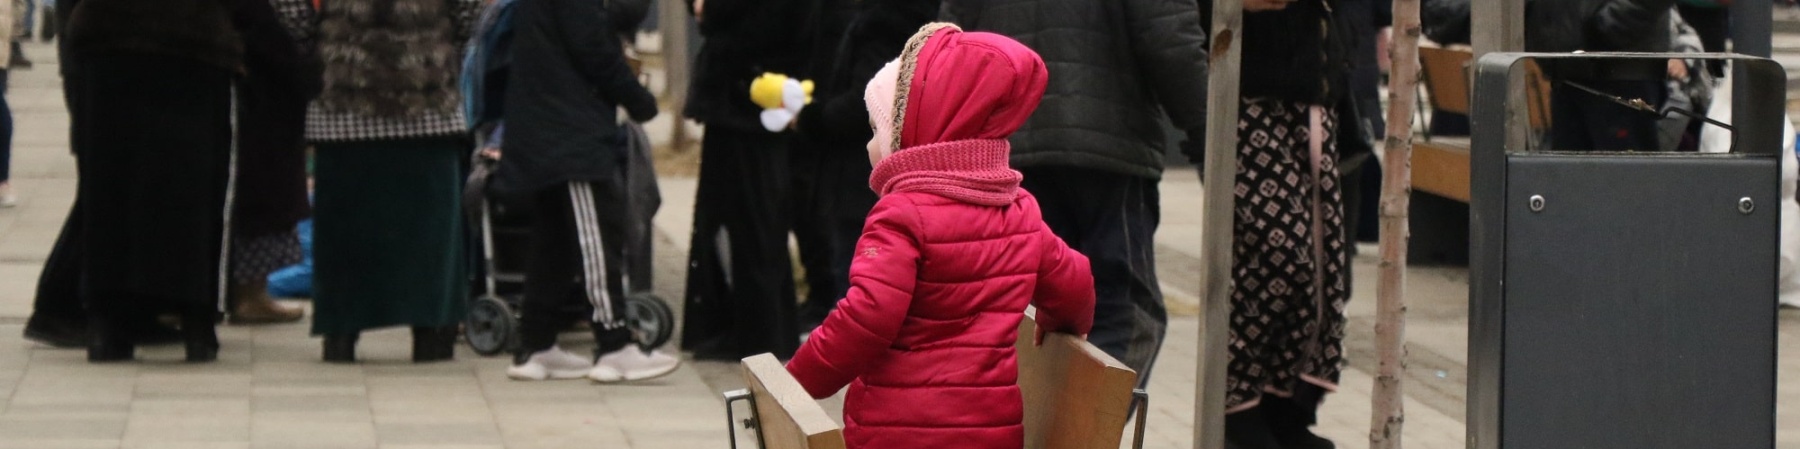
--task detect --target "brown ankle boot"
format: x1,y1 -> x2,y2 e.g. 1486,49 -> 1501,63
229,281 -> 304,324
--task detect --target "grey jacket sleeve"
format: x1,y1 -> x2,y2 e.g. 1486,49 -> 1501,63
1124,0 -> 1209,133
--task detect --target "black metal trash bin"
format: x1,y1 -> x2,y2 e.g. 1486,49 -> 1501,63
1468,53 -> 1784,449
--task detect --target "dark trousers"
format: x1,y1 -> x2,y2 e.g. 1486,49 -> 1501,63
790,152 -> 838,324
0,69 -> 10,184
680,128 -> 798,360
1020,166 -> 1166,387
519,181 -> 634,357
790,143 -> 872,327
1551,79 -> 1665,152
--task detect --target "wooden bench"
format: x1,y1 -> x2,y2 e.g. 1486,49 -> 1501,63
726,314 -> 1143,449
731,354 -> 846,449
1412,47 -> 1553,265
1417,46 -> 1554,203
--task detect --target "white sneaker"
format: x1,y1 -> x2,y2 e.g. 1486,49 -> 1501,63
588,346 -> 681,383
0,183 -> 16,208
506,346 -> 594,381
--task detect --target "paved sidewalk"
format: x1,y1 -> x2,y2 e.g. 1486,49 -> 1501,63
0,39 -> 1797,449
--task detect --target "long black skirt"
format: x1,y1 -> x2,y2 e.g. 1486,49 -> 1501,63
310,138 -> 470,335
74,53 -> 232,318
680,127 -> 799,360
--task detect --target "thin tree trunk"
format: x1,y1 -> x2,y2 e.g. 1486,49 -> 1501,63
1372,0 -> 1420,448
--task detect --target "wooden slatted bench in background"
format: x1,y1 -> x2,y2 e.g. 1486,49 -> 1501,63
726,313 -> 1144,449
1417,46 -> 1478,203
1412,46 -> 1552,264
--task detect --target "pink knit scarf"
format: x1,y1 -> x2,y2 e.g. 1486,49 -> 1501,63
868,139 -> 1022,207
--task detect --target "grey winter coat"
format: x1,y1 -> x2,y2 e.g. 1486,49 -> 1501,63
940,0 -> 1210,179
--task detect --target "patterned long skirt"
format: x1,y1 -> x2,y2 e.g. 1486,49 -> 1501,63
1226,98 -> 1350,411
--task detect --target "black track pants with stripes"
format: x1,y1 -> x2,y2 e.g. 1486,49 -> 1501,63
519,180 -> 634,358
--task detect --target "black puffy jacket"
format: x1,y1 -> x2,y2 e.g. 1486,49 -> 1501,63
495,0 -> 658,197
1526,0 -> 1675,53
941,0 -> 1209,179
1421,0 -> 1674,53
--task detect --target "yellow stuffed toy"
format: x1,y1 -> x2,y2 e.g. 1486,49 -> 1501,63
750,73 -> 814,132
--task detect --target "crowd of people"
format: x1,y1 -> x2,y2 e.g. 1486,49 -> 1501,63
0,0 -> 1769,448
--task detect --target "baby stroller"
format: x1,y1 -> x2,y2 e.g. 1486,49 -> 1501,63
462,120 -> 676,356
457,0 -> 672,356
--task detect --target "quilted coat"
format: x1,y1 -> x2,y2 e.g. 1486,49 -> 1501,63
939,0 -> 1209,179
785,25 -> 1096,449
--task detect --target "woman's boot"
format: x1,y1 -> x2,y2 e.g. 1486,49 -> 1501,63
323,333 -> 359,363
411,325 -> 456,363
1265,384 -> 1335,449
86,316 -> 135,363
1225,404 -> 1284,449
182,312 -> 221,363
228,280 -> 303,324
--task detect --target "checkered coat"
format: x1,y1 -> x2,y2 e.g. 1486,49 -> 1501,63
304,0 -> 481,143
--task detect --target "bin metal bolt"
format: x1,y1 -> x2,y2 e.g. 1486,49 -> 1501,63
1528,195 -> 1545,213
1740,197 -> 1755,214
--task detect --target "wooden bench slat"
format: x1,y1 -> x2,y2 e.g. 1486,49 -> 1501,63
1017,315 -> 1140,449
1419,47 -> 1473,116
740,354 -> 847,449
1414,140 -> 1472,203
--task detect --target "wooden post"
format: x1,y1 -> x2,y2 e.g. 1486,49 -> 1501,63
1470,0 -> 1526,154
1469,0 -> 1523,59
1371,0 -> 1421,448
1197,1 -> 1242,449
658,0 -> 693,150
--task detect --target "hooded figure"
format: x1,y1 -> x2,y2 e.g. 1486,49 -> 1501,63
784,24 -> 1095,449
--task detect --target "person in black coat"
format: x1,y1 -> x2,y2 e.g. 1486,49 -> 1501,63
1420,0 -> 1675,150
1336,0 -> 1388,246
228,0 -> 324,325
943,0 -> 1209,394
787,0 -> 857,334
679,0 -> 813,361
495,0 -> 681,382
790,0 -> 935,332
1530,0 -> 1676,152
62,0 -> 305,363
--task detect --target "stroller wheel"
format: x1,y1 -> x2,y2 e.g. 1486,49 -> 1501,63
465,295 -> 518,356
624,292 -> 676,351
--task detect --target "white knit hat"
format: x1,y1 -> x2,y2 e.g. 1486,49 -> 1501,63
864,59 -> 902,163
